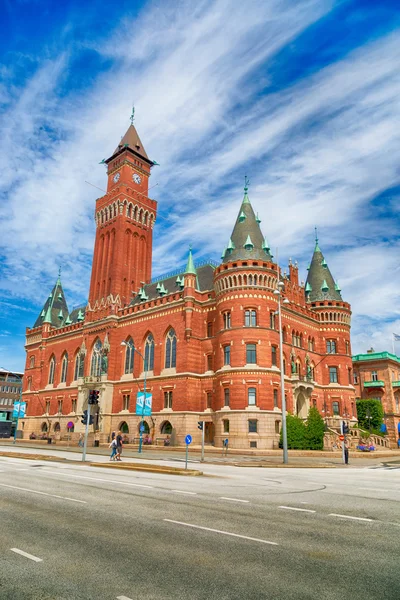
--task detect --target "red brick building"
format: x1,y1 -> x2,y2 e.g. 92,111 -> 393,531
21,119 -> 355,449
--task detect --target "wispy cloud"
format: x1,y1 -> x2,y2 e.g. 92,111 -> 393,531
0,0 -> 399,369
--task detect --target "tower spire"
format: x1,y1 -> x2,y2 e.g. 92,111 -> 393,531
130,105 -> 135,125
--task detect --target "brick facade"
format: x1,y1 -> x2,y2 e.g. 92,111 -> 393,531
21,122 -> 356,449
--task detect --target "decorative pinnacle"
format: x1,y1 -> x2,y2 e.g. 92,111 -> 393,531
130,105 -> 135,125
314,226 -> 318,244
244,175 -> 250,192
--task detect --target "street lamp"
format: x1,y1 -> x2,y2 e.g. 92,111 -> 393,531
121,341 -> 147,454
274,282 -> 290,464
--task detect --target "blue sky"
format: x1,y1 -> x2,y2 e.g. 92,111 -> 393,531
1,0 -> 400,371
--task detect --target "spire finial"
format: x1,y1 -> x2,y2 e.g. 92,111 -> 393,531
244,175 -> 250,192
58,265 -> 62,278
314,226 -> 318,244
130,105 -> 135,126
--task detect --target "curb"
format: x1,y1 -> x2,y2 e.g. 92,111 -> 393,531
0,451 -> 68,462
90,462 -> 203,476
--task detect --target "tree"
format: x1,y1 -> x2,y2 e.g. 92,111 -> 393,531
280,414 -> 306,449
356,399 -> 383,431
304,407 -> 325,450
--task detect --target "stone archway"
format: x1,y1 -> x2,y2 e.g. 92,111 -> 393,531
296,392 -> 308,420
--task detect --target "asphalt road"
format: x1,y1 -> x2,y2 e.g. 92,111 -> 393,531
0,452 -> 399,600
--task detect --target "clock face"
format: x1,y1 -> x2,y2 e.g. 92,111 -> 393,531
133,173 -> 141,185
113,172 -> 121,183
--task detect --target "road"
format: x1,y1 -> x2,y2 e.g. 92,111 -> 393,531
0,449 -> 399,599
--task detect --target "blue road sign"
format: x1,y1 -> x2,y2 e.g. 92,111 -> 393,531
223,438 -> 229,447
185,434 -> 192,445
136,392 -> 152,416
139,424 -> 145,433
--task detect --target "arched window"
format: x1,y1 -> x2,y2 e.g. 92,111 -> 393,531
48,356 -> 55,385
139,421 -> 150,434
91,339 -> 103,377
60,353 -> 68,383
54,422 -> 61,432
144,334 -> 155,371
119,421 -> 129,434
29,356 -> 35,368
41,422 -> 48,433
165,329 -> 177,368
161,421 -> 172,434
124,337 -> 135,374
74,352 -> 84,380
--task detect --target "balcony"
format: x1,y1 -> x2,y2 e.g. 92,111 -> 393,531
392,381 -> 400,388
291,373 -> 314,393
364,380 -> 384,388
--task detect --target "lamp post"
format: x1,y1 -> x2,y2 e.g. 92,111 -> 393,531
274,281 -> 290,464
121,341 -> 147,453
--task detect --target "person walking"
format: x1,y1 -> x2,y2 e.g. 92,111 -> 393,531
78,433 -> 84,447
116,430 -> 123,461
109,437 -> 117,461
344,437 -> 350,465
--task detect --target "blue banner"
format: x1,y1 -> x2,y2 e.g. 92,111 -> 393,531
12,401 -> 26,418
136,392 -> 152,416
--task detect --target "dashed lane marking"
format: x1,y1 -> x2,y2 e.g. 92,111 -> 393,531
0,483 -> 86,504
11,548 -> 43,562
164,519 -> 278,545
117,596 -> 134,600
329,513 -> 373,522
279,506 -> 316,513
171,490 -> 197,495
220,497 -> 250,503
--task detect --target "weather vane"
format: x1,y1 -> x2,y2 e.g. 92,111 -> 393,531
130,105 -> 135,125
58,265 -> 62,278
314,226 -> 318,243
244,175 -> 250,191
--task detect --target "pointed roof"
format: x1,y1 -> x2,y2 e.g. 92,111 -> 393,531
185,247 -> 197,275
221,180 -> 273,263
33,273 -> 70,328
113,123 -> 150,160
305,234 -> 342,302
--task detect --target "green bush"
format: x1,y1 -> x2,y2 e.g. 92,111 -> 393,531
304,407 -> 325,450
280,414 -> 306,449
356,399 -> 383,431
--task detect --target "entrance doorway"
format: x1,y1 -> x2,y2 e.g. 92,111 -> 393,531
204,422 -> 214,444
296,392 -> 308,420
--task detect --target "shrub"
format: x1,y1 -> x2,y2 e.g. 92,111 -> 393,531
356,399 -> 383,431
304,407 -> 325,450
280,414 -> 306,449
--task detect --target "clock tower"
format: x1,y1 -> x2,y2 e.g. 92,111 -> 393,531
88,117 -> 157,312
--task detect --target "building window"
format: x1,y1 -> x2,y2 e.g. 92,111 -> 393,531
371,371 -> 378,382
246,344 -> 257,364
91,339 -> 103,377
223,419 -> 230,433
74,353 -> 85,380
326,340 -> 337,354
348,368 -> 352,384
60,353 -> 68,383
29,356 -> 35,368
244,309 -> 257,327
48,357 -> 55,385
223,312 -> 231,329
345,341 -> 350,355
165,329 -> 177,369
27,377 -> 32,391
45,401 -> 50,414
124,338 -> 135,374
332,401 -> 340,415
224,388 -> 230,407
273,389 -> 278,407
207,355 -> 213,371
123,394 -> 130,411
329,367 -> 338,383
207,322 -> 213,337
58,400 -> 63,414
206,392 -> 212,409
248,387 -> 256,406
275,420 -> 280,434
144,334 -> 155,371
353,372 -> 358,384
223,345 -> 231,366
270,311 -> 275,329
248,419 -> 258,433
71,399 -> 77,413
164,391 -> 173,409
308,337 -> 314,351
271,346 -> 277,367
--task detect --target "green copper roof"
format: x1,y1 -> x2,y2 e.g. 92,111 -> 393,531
353,351 -> 400,364
221,181 -> 272,263
33,274 -> 70,328
305,282 -> 312,292
185,247 -> 197,275
304,234 -> 342,302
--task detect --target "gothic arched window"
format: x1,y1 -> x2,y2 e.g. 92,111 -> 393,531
48,356 -> 55,385
165,329 -> 177,369
74,351 -> 84,380
60,353 -> 68,383
125,337 -> 135,374
91,339 -> 103,377
144,334 -> 155,371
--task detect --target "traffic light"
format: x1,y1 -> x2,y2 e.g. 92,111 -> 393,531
89,414 -> 94,425
342,421 -> 349,435
88,389 -> 100,405
81,410 -> 88,425
197,421 -> 203,430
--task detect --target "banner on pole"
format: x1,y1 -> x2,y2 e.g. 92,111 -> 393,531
136,392 -> 152,416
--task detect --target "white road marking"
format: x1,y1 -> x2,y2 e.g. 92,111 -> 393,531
117,596 -> 134,600
11,548 -> 43,562
171,490 -> 197,495
359,487 -> 390,493
0,483 -> 86,504
279,506 -> 316,513
329,513 -> 373,522
164,519 -> 278,545
41,470 -> 154,489
219,497 -> 250,503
